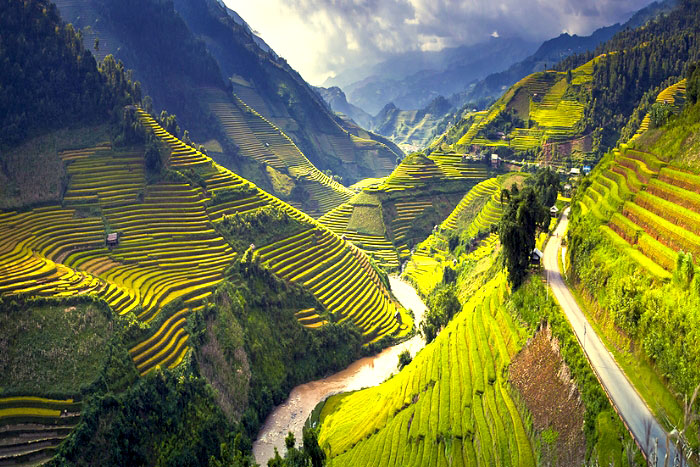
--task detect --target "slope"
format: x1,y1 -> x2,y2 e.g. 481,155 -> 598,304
319,152 -> 493,271
437,0 -> 700,166
319,263 -> 536,467
566,76 -> 700,455
90,0 -> 402,183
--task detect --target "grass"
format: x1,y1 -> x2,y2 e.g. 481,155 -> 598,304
561,256 -> 684,437
0,300 -> 112,395
0,125 -> 111,210
318,273 -> 535,467
348,205 -> 385,236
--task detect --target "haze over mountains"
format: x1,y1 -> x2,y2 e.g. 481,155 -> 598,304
315,0 -> 677,151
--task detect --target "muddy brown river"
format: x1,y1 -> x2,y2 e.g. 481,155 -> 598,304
252,275 -> 428,464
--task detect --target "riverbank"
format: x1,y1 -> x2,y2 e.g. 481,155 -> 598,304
252,275 -> 428,464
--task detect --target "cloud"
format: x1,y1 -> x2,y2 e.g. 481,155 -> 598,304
224,0 -> 655,85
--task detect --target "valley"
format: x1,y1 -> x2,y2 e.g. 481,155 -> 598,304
2,0 -> 700,466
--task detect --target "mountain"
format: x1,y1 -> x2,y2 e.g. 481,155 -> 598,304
333,37 -> 539,115
431,0 -> 696,168
0,2 -> 409,464
453,0 -> 678,108
371,97 -> 453,152
52,0 -> 401,194
315,86 -> 373,129
317,2 -> 672,153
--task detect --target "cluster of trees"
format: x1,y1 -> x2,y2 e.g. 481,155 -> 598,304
687,62 -> 700,105
0,0 -> 140,148
558,0 -> 700,152
420,285 -> 460,343
218,205 -> 307,253
499,168 -> 560,288
481,108 -> 526,140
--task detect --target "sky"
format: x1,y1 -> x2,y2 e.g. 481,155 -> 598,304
225,0 -> 656,85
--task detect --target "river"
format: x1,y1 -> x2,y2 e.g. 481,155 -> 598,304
252,275 -> 428,465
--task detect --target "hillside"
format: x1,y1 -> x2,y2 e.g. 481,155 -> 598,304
432,0 -> 698,167
315,86 -> 373,129
318,183 -> 638,466
452,0 -> 676,109
8,0 -> 700,464
0,3 -> 414,462
53,0 -> 401,190
0,109 -> 408,463
438,58 -> 597,167
372,98 -> 453,152
318,152 -> 495,272
566,74 -> 700,448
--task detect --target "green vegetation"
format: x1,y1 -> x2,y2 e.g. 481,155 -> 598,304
319,273 -> 536,467
0,297 -> 114,395
0,0 -> 140,147
204,90 -> 354,217
568,92 -> 700,448
499,169 -> 559,288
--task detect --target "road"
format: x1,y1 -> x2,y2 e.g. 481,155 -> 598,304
544,208 -> 680,466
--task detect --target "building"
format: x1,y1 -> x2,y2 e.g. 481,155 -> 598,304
491,154 -> 500,168
530,248 -> 544,267
550,205 -> 560,217
106,232 -> 119,247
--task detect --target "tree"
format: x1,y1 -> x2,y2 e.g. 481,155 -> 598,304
687,62 -> 700,104
145,140 -> 163,176
302,427 -> 325,467
499,187 -> 549,288
530,167 -> 561,208
421,286 -> 461,343
397,350 -> 412,370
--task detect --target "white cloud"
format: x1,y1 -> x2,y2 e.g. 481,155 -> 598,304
224,0 -> 656,85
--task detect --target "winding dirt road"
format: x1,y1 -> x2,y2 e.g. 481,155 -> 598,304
544,208 -> 679,466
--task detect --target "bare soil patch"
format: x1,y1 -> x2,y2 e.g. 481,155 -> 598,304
510,324 -> 586,466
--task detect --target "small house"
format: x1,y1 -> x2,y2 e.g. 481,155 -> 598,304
531,248 -> 544,267
583,165 -> 592,175
550,205 -> 560,217
563,183 -> 572,194
106,232 -> 119,247
491,154 -> 500,168
569,167 -> 581,176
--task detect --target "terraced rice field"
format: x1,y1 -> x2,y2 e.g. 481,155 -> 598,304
629,79 -> 687,143
455,56 -> 597,151
390,200 -> 434,255
200,87 -> 352,217
319,274 -> 533,467
0,110 -> 405,387
581,143 -> 700,280
403,178 -> 502,296
441,179 -> 500,232
318,198 -> 400,271
0,396 -> 80,466
465,191 -> 505,239
253,227 -> 405,341
382,159 -> 446,192
294,308 -> 328,329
